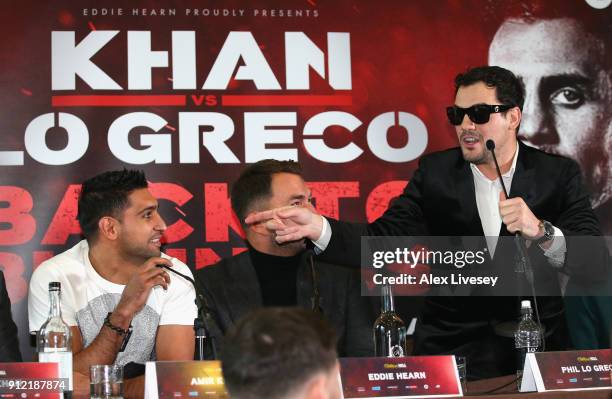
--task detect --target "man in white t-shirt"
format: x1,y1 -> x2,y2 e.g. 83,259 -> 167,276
28,169 -> 197,397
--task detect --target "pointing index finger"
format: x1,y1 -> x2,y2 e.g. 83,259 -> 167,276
244,209 -> 275,224
244,206 -> 295,225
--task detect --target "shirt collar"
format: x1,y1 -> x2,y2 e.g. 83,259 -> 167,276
470,142 -> 519,181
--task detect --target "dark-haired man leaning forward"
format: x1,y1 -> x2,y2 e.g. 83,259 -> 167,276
246,66 -> 609,379
28,170 -> 197,398
196,159 -> 374,358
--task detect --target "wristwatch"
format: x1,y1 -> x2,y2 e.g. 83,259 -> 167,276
104,312 -> 133,352
537,220 -> 554,244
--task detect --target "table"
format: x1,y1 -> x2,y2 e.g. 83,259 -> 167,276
466,375 -> 612,398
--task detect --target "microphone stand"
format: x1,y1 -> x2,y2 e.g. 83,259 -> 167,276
307,250 -> 323,314
193,289 -> 218,360
486,140 -> 545,351
157,264 -> 218,360
487,141 -> 534,284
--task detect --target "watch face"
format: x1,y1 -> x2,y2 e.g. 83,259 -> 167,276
538,220 -> 554,243
543,221 -> 554,239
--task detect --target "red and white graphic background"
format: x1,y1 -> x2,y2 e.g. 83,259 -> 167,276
1,1 -> 609,358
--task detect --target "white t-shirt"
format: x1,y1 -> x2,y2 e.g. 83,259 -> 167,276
28,240 -> 197,366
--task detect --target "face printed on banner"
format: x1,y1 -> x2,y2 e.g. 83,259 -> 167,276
115,188 -> 167,261
489,18 -> 612,208
453,81 -> 519,166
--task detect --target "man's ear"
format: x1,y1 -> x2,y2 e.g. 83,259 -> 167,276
303,373 -> 328,399
98,216 -> 119,241
304,362 -> 342,399
508,107 -> 522,132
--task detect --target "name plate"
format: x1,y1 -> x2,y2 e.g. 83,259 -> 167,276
0,362 -> 61,399
521,349 -> 612,392
339,356 -> 462,398
144,361 -> 228,399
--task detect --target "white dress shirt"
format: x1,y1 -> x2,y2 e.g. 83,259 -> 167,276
471,145 -> 518,257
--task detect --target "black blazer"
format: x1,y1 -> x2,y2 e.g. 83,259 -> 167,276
0,271 -> 21,362
319,142 -> 609,379
195,250 -> 375,358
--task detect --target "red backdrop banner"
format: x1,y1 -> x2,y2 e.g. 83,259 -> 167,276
1,0 -> 610,358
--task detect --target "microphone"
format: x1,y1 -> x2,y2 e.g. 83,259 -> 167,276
485,139 -> 530,272
157,263 -> 195,285
306,250 -> 323,314
157,263 -> 219,359
486,140 -> 544,350
486,140 -> 510,199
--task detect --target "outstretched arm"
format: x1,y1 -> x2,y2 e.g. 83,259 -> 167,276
245,205 -> 325,243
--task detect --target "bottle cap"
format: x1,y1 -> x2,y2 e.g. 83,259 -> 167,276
520,300 -> 531,309
48,282 -> 61,291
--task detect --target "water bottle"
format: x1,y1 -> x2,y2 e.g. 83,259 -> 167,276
514,300 -> 541,387
38,282 -> 73,398
373,284 -> 407,357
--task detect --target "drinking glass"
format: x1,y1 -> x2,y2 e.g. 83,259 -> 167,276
90,364 -> 123,399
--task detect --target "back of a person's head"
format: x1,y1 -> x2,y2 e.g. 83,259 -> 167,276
77,169 -> 148,240
221,307 -> 338,399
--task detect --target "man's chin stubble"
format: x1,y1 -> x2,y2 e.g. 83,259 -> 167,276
462,150 -> 487,165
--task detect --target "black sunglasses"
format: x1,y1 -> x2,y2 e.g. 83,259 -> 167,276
446,104 -> 513,125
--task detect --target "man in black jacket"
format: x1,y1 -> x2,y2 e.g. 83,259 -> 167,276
246,66 -> 609,379
195,159 -> 374,358
0,270 -> 21,361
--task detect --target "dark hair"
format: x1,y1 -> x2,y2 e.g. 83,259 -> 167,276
221,308 -> 338,399
231,159 -> 302,226
454,66 -> 525,111
77,169 -> 148,240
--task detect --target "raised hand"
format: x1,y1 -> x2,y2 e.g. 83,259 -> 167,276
498,191 -> 542,240
245,204 -> 324,244
115,257 -> 172,319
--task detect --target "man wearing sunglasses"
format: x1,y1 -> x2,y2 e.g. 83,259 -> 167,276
245,66 -> 608,379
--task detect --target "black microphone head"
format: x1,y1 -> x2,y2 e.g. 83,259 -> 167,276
486,139 -> 495,151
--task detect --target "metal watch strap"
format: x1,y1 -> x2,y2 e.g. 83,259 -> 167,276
104,312 -> 133,352
537,220 -> 554,244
